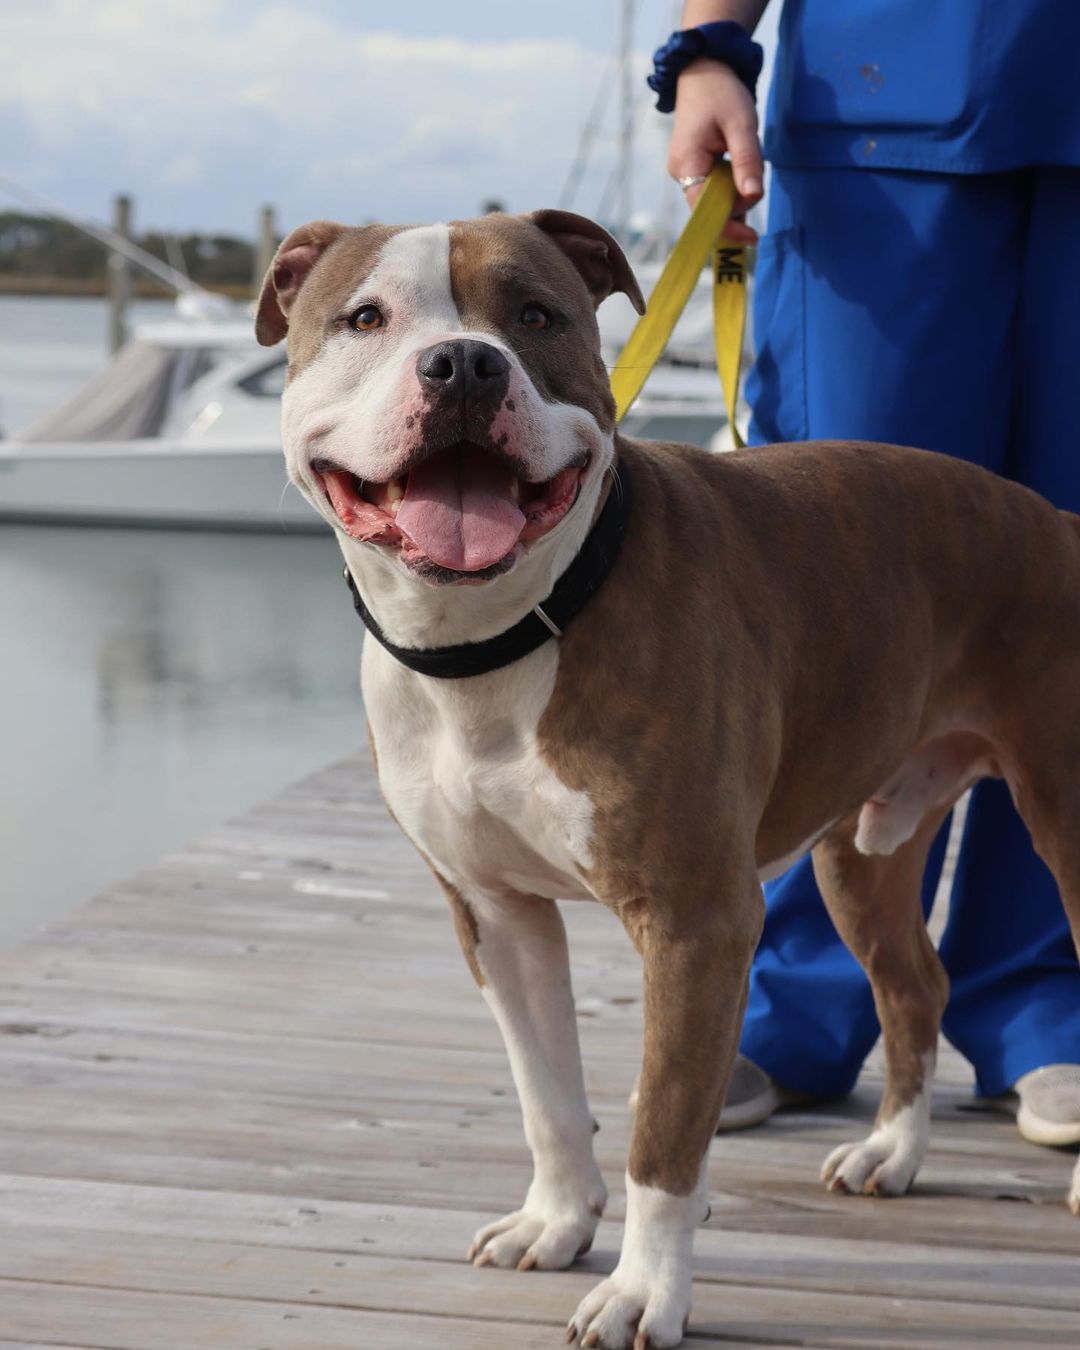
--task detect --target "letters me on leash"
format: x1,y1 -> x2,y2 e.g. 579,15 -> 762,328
612,166 -> 747,447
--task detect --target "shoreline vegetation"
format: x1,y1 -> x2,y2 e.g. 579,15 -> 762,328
0,273 -> 251,300
0,210 -> 263,301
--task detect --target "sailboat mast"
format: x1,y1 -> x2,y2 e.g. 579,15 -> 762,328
616,0 -> 635,243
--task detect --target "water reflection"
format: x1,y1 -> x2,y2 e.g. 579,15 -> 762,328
0,524 -> 364,942
86,532 -> 359,717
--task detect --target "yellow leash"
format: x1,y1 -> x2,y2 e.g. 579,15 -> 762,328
610,164 -> 746,448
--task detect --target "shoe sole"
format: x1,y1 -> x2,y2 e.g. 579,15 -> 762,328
714,1086 -> 832,1133
714,1086 -> 783,1133
1016,1102 -> 1080,1148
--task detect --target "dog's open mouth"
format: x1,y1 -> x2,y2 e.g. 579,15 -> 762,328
313,441 -> 586,579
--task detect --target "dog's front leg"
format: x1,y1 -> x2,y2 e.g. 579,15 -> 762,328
569,879 -> 762,1350
437,880 -> 607,1270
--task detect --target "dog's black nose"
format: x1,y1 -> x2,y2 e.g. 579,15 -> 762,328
416,340 -> 510,398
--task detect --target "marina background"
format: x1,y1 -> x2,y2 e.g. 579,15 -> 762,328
0,1 -> 781,944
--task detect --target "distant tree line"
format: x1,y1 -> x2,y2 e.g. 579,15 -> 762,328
0,212 -> 259,295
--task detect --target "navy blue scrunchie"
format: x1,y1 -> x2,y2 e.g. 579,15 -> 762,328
648,21 -> 764,114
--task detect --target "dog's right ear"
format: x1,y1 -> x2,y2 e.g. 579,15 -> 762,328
255,221 -> 347,346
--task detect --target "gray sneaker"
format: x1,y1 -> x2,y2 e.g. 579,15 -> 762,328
987,1064 -> 1080,1147
715,1054 -> 827,1133
627,1055 -> 832,1130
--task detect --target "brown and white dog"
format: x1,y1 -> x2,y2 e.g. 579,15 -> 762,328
256,210 -> 1080,1349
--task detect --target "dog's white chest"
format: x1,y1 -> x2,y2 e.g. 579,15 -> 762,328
363,640 -> 596,901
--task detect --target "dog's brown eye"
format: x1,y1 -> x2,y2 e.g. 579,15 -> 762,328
520,303 -> 550,330
349,305 -> 384,332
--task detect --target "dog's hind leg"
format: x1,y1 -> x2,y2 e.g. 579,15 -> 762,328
436,880 -> 609,1269
812,805 -> 953,1197
1004,760 -> 1080,1215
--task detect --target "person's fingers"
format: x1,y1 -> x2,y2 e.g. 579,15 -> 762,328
667,131 -> 717,179
683,178 -> 762,225
720,216 -> 758,244
719,191 -> 761,242
669,131 -> 727,209
667,137 -> 716,208
682,179 -> 761,235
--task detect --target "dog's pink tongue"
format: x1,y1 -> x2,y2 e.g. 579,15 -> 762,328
396,446 -> 525,572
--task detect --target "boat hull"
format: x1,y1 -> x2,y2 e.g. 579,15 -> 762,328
0,442 -> 326,533
0,395 -> 734,534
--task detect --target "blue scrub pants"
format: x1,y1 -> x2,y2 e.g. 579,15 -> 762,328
743,165 -> 1080,1098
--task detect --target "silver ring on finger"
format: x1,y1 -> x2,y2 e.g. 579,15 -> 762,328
676,174 -> 709,192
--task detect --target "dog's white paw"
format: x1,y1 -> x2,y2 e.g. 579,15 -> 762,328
822,1089 -> 930,1196
566,1176 -> 701,1349
468,1202 -> 600,1271
566,1271 -> 689,1349
1069,1156 -> 1079,1216
821,1136 -> 918,1195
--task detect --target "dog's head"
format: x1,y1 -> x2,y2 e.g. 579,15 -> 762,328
256,212 -> 643,585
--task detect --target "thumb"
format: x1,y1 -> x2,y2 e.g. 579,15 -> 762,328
723,120 -> 764,203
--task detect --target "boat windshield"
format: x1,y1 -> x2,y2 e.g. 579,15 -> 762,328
17,340 -> 220,443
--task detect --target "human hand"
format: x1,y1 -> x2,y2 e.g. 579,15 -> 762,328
668,57 -> 763,240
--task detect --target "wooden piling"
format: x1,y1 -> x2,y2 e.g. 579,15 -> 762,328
107,193 -> 132,355
253,204 -> 277,295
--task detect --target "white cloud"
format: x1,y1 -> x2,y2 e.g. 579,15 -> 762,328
0,0 -> 677,235
156,153 -> 202,188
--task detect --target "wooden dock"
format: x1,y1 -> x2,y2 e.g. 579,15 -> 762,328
1,754 -> 1078,1348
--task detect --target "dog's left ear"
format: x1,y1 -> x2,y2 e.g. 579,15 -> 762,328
255,220 -> 347,346
527,210 -> 646,315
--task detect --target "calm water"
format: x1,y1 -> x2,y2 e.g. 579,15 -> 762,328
0,297 -> 364,943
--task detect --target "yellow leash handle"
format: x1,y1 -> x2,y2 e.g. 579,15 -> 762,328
611,164 -> 747,449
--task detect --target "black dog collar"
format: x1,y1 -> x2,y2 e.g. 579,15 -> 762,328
343,462 -> 632,679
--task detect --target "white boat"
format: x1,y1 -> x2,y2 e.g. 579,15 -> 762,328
0,315 -> 313,531
0,270 -> 741,532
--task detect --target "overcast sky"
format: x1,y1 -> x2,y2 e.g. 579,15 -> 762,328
2,0 -> 779,238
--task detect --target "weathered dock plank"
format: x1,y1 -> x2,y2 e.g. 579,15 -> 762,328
1,754 -> 1078,1348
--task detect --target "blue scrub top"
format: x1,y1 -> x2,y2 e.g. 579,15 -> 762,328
764,0 -> 1080,172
